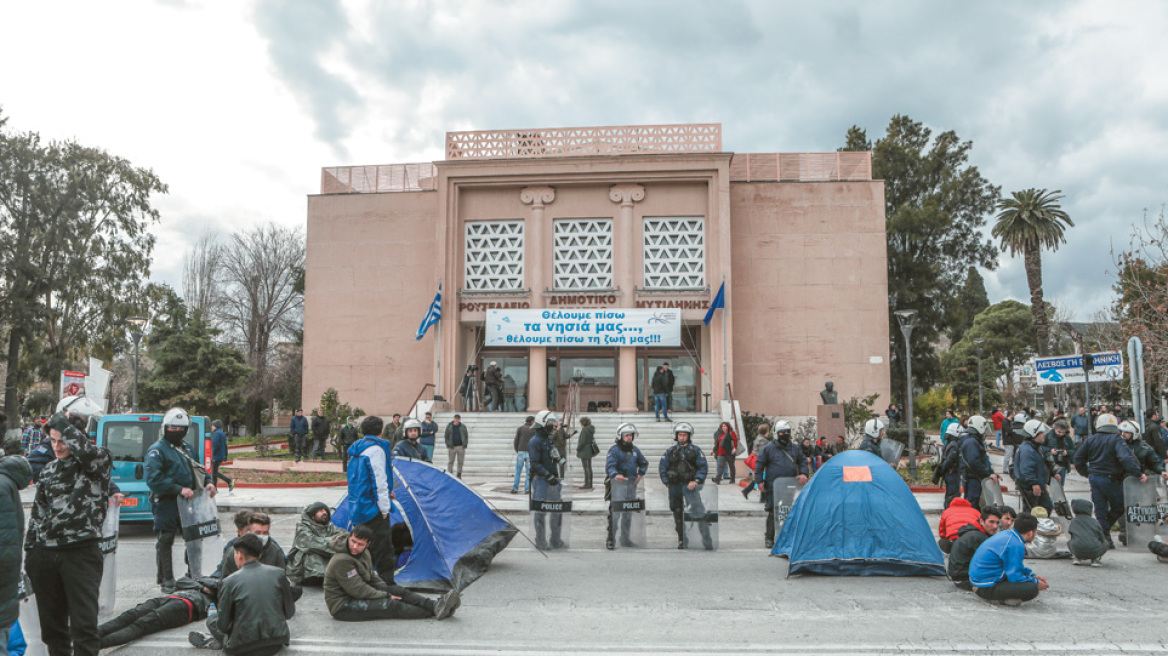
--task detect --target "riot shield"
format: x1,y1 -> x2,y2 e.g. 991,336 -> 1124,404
177,492 -> 225,578
880,439 -> 905,466
530,475 -> 572,551
19,573 -> 47,656
980,477 -> 1004,508
98,504 -> 120,618
608,477 -> 647,549
768,477 -> 799,536
682,483 -> 718,550
1048,477 -> 1073,526
1124,476 -> 1168,552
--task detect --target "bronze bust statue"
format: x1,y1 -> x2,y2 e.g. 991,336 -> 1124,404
819,381 -> 838,405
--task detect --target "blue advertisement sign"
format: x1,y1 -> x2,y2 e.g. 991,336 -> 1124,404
1034,352 -> 1124,386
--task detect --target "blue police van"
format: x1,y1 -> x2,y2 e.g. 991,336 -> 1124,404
95,413 -> 212,522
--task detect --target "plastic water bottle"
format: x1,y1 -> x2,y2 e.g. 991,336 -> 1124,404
207,603 -> 217,622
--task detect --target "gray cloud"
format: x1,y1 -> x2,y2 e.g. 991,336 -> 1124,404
250,0 -> 1168,319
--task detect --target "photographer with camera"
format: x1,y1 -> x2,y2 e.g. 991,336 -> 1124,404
484,361 -> 505,412
529,410 -> 566,550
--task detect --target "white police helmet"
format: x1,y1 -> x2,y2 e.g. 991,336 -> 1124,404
616,422 -> 637,441
162,407 -> 191,443
1022,419 -> 1051,440
774,420 -> 792,434
945,422 -> 963,439
673,421 -> 694,441
534,410 -> 560,430
1117,420 -> 1141,438
402,418 -> 422,435
1095,413 -> 1120,434
56,395 -> 106,421
864,418 -> 886,439
966,415 -> 990,437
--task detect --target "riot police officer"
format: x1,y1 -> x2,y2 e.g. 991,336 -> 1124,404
755,420 -> 808,548
529,410 -> 566,550
145,408 -> 215,592
391,418 -> 430,462
858,418 -> 885,457
958,415 -> 997,510
604,423 -> 648,550
1014,419 -> 1053,515
1073,413 -> 1143,549
658,422 -> 712,550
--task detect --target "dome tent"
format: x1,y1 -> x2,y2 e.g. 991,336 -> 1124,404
771,449 -> 945,576
333,458 -> 517,591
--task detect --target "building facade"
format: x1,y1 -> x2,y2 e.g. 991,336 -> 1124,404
303,124 -> 891,417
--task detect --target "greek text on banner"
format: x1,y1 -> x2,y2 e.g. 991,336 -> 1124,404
486,308 -> 682,347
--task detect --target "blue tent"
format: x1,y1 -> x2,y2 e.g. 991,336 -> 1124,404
771,450 -> 945,576
332,458 -> 517,592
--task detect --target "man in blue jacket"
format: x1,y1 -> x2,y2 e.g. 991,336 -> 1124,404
1073,413 -> 1144,549
210,420 -> 232,492
529,411 -> 565,550
289,409 -> 309,463
755,421 -> 808,548
1013,419 -> 1052,515
145,408 -> 215,593
346,415 -> 396,580
605,423 -> 648,550
968,512 -> 1048,606
419,412 -> 439,461
958,415 -> 998,510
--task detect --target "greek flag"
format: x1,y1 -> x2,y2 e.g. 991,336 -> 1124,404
415,283 -> 442,340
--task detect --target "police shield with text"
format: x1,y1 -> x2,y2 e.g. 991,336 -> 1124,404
659,422 -> 714,550
1119,419 -> 1168,551
605,423 -> 648,550
755,420 -> 808,548
530,410 -> 570,550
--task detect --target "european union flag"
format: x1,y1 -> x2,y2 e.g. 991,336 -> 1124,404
415,283 -> 442,340
703,282 -> 725,326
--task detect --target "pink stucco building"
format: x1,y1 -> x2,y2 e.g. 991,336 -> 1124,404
303,123 -> 890,417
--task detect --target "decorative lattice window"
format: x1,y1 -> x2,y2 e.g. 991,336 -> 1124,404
643,217 -> 706,289
553,219 -> 614,290
464,221 -> 525,291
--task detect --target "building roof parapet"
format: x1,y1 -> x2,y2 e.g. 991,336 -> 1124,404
320,163 -> 438,194
729,152 -> 872,182
446,123 -> 723,160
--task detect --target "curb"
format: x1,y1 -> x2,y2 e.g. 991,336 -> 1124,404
233,480 -> 346,489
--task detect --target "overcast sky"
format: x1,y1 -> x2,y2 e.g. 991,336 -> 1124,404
3,0 -> 1165,320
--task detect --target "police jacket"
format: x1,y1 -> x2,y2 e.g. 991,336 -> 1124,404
25,414 -> 112,550
958,432 -> 994,480
289,415 -> 309,436
658,442 -> 708,486
1073,432 -> 1141,479
346,436 -> 394,526
26,435 -> 54,481
528,429 -> 557,480
392,439 -> 431,462
1012,439 -> 1049,489
1127,438 -> 1165,475
211,428 -> 229,463
217,561 -> 295,655
605,442 -> 648,479
755,439 -> 808,484
0,456 -> 31,629
858,438 -> 882,458
146,438 -> 210,498
933,440 -> 960,483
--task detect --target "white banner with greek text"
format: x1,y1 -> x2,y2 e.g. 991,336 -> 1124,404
486,308 -> 682,347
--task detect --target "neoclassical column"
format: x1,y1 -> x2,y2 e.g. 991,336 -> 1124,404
521,186 -> 555,412
610,184 -> 645,412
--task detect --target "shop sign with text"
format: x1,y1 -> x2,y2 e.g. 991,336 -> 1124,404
486,308 -> 681,347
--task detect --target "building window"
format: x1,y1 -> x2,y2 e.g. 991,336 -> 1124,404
553,219 -> 614,290
465,221 -> 525,291
643,217 -> 706,289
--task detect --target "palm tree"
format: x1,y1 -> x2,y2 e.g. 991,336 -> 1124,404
992,188 -> 1074,410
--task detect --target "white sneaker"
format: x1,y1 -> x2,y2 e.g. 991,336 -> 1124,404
1000,599 -> 1022,607
1090,559 -> 1102,567
1072,558 -> 1088,566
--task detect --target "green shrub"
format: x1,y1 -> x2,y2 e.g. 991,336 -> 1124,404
914,386 -> 956,424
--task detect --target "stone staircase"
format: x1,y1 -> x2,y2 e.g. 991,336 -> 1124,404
429,411 -> 726,479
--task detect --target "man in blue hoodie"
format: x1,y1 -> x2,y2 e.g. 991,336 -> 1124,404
346,416 -> 396,581
968,512 -> 1048,606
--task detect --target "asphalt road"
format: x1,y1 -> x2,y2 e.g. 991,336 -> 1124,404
60,510 -> 1168,655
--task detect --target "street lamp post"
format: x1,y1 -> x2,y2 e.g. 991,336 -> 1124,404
973,338 -> 985,416
894,309 -> 919,479
128,316 -> 148,412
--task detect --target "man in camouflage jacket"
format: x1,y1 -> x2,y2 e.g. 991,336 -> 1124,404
24,411 -> 112,656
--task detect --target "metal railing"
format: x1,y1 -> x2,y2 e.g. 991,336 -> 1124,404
446,123 -> 722,160
321,163 -> 438,194
729,152 -> 872,182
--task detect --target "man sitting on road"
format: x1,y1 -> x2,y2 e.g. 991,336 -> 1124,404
189,534 -> 295,655
968,512 -> 1049,606
213,511 -> 255,578
220,512 -> 286,578
947,506 -> 1001,590
324,525 -> 459,621
287,502 -> 346,586
937,497 -> 981,554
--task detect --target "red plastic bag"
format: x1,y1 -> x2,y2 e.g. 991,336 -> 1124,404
744,453 -> 757,471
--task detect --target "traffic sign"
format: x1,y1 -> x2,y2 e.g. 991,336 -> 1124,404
1034,352 -> 1124,386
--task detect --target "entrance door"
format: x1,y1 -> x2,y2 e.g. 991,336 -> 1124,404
476,354 -> 528,412
638,356 -> 699,412
550,351 -> 617,413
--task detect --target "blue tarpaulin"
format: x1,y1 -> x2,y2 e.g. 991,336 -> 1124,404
771,450 -> 945,576
333,458 -> 517,591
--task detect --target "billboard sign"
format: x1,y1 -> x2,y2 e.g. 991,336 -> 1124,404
486,308 -> 681,347
1034,352 -> 1124,386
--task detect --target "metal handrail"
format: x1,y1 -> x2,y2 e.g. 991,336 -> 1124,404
407,383 -> 436,419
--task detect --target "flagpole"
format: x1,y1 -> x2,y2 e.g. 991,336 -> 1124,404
721,275 -> 728,402
436,279 -> 442,400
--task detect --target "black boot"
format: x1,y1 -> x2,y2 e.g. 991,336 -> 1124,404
156,531 -> 176,591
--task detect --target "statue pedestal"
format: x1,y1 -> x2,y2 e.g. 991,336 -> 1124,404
817,404 -> 846,442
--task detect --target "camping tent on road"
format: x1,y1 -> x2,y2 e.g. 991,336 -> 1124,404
771,449 -> 945,576
333,457 -> 517,591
